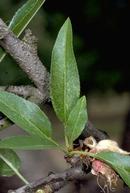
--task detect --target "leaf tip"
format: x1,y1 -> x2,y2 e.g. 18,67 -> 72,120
80,95 -> 87,105
64,17 -> 72,28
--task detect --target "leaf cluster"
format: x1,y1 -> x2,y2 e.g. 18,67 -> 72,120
0,0 -> 130,189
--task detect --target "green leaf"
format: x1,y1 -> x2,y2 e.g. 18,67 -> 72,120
0,0 -> 46,62
8,0 -> 46,36
65,96 -> 87,146
0,91 -> 52,140
91,152 -> 130,188
0,136 -> 58,150
0,149 -> 20,176
50,18 -> 80,123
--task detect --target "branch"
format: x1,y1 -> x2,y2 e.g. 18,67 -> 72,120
8,166 -> 89,193
0,86 -> 48,106
0,18 -> 49,97
83,121 -> 109,141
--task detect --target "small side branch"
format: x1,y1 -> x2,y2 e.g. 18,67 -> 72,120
9,167 -> 89,193
0,85 -> 47,104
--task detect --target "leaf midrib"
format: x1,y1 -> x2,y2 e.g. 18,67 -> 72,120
0,99 -> 57,146
63,21 -> 72,123
0,143 -> 58,149
63,24 -> 68,123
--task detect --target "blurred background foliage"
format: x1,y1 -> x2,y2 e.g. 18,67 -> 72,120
0,0 -> 129,94
0,0 -> 130,143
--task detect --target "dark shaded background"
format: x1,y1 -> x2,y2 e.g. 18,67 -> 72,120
44,0 -> 130,93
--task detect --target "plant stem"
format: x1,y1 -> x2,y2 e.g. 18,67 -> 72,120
69,150 -> 94,157
0,153 -> 30,185
65,135 -> 69,148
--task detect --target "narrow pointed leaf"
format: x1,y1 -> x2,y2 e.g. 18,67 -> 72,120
0,136 -> 59,150
0,91 -> 52,140
0,0 -> 46,62
0,149 -> 20,176
91,152 -> 130,187
65,96 -> 87,145
50,18 -> 80,123
9,0 -> 46,36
